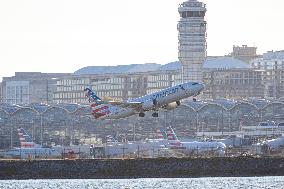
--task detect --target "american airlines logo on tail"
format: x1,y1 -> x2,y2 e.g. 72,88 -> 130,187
84,88 -> 102,103
17,128 -> 36,148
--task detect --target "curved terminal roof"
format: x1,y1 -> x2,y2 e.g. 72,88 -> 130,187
74,57 -> 250,75
74,63 -> 161,75
0,99 -> 283,115
204,57 -> 251,69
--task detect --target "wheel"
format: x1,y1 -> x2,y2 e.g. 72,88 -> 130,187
153,99 -> 158,106
152,112 -> 158,117
176,100 -> 181,106
139,112 -> 145,117
193,98 -> 197,102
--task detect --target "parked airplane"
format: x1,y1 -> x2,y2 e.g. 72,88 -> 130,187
84,81 -> 204,120
103,129 -> 169,158
254,137 -> 284,155
242,121 -> 284,130
0,128 -> 61,159
165,127 -> 226,156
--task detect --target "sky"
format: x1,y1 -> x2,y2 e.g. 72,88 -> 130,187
0,0 -> 284,81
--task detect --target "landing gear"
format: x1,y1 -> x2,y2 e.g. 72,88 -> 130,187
193,98 -> 197,102
176,100 -> 181,106
153,99 -> 158,106
139,112 -> 145,117
152,112 -> 159,117
152,98 -> 159,117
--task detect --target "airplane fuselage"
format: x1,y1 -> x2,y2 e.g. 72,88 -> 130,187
99,82 -> 204,119
0,147 -> 61,159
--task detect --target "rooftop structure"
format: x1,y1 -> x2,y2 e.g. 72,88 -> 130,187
0,99 -> 283,149
232,45 -> 257,63
73,57 -> 250,75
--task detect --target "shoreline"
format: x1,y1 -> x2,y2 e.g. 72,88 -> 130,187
1,157 -> 284,179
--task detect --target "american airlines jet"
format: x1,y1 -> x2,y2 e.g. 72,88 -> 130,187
165,127 -> 226,156
0,128 -> 61,159
84,81 -> 204,120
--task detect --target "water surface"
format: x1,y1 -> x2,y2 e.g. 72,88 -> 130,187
0,177 -> 283,189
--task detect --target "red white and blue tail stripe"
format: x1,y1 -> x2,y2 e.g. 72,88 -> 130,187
157,128 -> 167,139
90,103 -> 112,119
85,88 -> 112,119
166,127 -> 181,147
17,128 -> 36,148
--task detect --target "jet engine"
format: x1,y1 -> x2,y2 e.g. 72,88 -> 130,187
164,102 -> 179,110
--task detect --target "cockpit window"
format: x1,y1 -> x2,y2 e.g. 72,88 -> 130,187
192,82 -> 198,85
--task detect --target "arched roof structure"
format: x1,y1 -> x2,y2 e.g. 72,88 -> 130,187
0,100 -> 283,116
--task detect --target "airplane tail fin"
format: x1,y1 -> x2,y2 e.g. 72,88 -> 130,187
17,128 -> 39,148
84,87 -> 112,119
84,87 -> 102,103
157,128 -> 167,140
166,126 -> 181,147
106,135 -> 118,143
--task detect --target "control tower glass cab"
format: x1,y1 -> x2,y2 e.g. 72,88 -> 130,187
178,0 -> 207,83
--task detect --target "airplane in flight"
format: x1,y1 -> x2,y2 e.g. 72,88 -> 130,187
0,128 -> 61,159
84,81 -> 204,120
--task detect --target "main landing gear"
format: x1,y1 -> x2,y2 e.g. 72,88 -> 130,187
152,112 -> 158,117
152,98 -> 159,117
139,112 -> 145,117
139,112 -> 158,117
176,100 -> 181,106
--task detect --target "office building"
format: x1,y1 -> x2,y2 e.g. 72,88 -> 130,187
1,72 -> 70,104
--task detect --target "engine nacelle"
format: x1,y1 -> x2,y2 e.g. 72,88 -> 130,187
164,102 -> 178,110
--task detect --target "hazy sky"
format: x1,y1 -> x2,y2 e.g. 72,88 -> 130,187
0,0 -> 284,81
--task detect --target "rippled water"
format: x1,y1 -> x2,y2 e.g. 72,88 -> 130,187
0,177 -> 284,189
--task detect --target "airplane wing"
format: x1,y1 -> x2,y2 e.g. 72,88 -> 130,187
108,101 -> 143,108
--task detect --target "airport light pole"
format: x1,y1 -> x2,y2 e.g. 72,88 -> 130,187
121,146 -> 127,159
9,116 -> 13,149
229,111 -> 231,132
40,114 -> 43,146
196,111 -> 199,133
133,121 -> 136,141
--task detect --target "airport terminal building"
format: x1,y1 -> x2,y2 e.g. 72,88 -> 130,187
0,98 -> 284,150
1,56 -> 284,149
52,57 -> 268,103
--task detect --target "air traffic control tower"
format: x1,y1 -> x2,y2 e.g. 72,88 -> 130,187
178,0 -> 207,83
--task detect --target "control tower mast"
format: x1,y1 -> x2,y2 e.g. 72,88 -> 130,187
178,0 -> 207,83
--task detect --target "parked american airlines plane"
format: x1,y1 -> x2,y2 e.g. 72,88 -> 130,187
0,128 -> 61,159
84,81 -> 204,120
165,127 -> 226,156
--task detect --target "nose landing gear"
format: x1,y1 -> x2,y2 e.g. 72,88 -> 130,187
139,112 -> 145,117
152,112 -> 159,117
